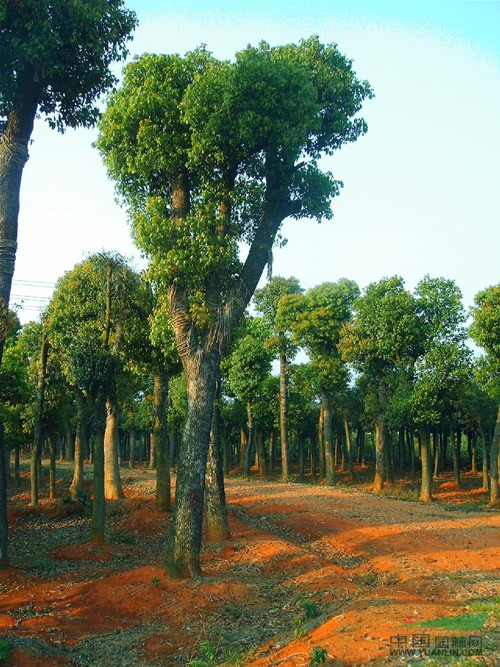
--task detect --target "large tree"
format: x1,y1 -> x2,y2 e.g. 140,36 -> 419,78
0,0 -> 136,568
97,37 -> 372,577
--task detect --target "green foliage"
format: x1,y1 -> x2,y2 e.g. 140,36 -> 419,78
470,284 -> 500,362
46,253 -> 149,400
227,317 -> 273,404
97,38 -> 372,344
0,0 -> 137,131
310,647 -> 328,666
0,639 -> 12,661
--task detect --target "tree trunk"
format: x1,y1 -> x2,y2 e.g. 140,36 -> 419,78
0,91 -> 38,569
344,417 -> 355,480
153,370 -> 170,512
279,347 -> 290,481
257,431 -> 268,479
489,404 -> 499,507
321,390 -> 335,486
48,436 -> 57,500
205,385 -> 230,542
469,432 -> 477,474
128,430 -> 136,468
297,432 -> 305,479
318,407 -> 325,481
419,424 -> 432,502
239,428 -> 248,473
104,399 -> 124,500
269,430 -> 275,473
31,333 -> 49,506
70,395 -> 86,499
480,425 -> 489,492
14,446 -> 20,487
0,423 -> 7,567
91,395 -> 107,545
451,426 -> 461,487
165,349 -> 219,578
244,401 -> 254,477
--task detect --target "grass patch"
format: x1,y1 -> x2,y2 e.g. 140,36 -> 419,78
24,555 -> 58,574
469,595 -> 500,620
418,612 -> 489,631
0,639 -> 13,661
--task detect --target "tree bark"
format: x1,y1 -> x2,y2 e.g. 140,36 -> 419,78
373,421 -> 386,493
48,436 -> 57,500
321,390 -> 335,486
279,346 -> 290,481
419,424 -> 432,502
480,424 -> 489,492
31,333 -> 49,505
91,395 -> 107,545
257,430 -> 268,479
372,381 -> 389,493
153,370 -> 170,512
0,422 -> 7,567
344,416 -> 355,480
244,401 -> 254,477
165,349 -> 220,577
489,404 -> 499,507
318,407 -> 325,481
104,399 -> 124,500
451,426 -> 461,487
205,386 -> 230,542
70,394 -> 86,499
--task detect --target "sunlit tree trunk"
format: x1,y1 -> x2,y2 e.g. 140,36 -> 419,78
244,401 -> 254,477
451,426 -> 461,487
279,346 -> 290,481
318,407 -> 325,481
489,404 -> 499,507
165,348 -> 219,577
480,424 -> 489,492
104,398 -> 124,500
31,333 -> 49,506
419,425 -> 432,502
70,394 -> 86,499
91,394 -> 107,544
321,390 -> 335,486
205,384 -> 230,542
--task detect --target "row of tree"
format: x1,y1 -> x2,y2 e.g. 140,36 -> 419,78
2,264 -> 499,514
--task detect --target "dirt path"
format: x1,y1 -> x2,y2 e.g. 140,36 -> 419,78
0,468 -> 498,666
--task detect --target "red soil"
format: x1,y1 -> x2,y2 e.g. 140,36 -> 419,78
0,464 -> 498,666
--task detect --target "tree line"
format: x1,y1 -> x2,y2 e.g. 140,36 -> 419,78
1,263 -> 499,549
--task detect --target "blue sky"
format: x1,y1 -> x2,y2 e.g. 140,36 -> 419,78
12,1 -> 500,321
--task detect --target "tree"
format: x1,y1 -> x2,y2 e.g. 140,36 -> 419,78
227,317 -> 273,476
97,38 -> 372,577
254,276 -> 304,480
0,0 -> 136,569
294,279 -> 359,484
339,277 -> 422,492
46,253 -> 148,543
411,276 -> 471,500
470,284 -> 500,506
